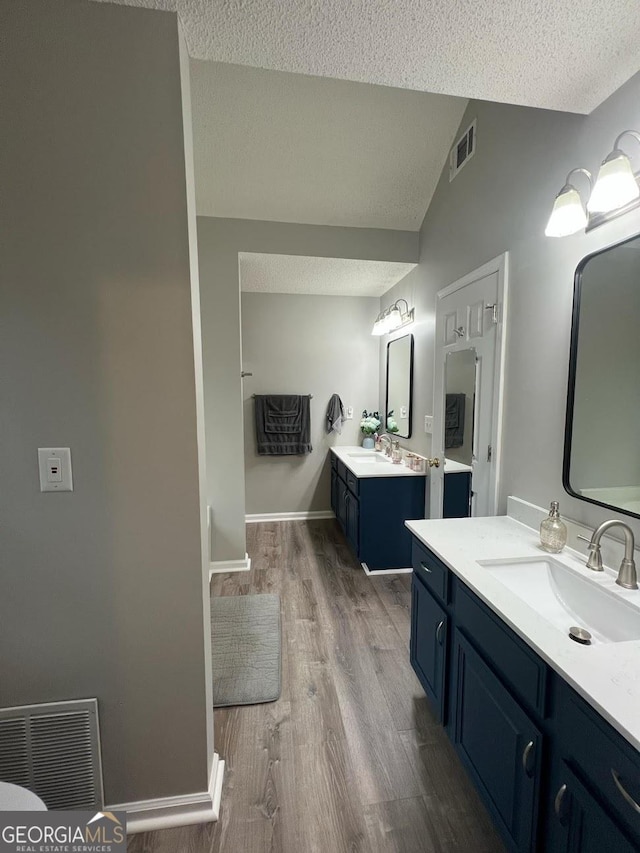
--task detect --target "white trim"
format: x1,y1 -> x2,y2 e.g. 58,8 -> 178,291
361,562 -> 413,576
433,252 -> 509,518
110,752 -> 225,834
245,510 -> 335,523
209,553 -> 251,575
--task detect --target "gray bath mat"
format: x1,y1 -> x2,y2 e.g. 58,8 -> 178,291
211,594 -> 282,707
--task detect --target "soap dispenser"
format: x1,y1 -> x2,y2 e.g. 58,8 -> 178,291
540,501 -> 567,553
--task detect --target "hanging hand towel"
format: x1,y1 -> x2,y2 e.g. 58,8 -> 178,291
326,394 -> 345,435
254,395 -> 312,455
445,393 -> 465,449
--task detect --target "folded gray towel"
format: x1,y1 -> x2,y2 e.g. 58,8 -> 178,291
445,393 -> 465,449
326,394 -> 345,434
255,395 -> 312,455
264,394 -> 303,434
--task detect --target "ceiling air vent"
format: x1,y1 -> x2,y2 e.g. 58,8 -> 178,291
449,119 -> 477,181
0,699 -> 104,810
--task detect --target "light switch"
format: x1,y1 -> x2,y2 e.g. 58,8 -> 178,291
424,415 -> 433,434
400,406 -> 408,419
38,447 -> 73,492
346,407 -> 354,419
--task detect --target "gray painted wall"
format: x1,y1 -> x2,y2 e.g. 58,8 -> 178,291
242,293 -> 380,514
380,71 -> 640,536
197,216 -> 418,559
1,0 -> 211,805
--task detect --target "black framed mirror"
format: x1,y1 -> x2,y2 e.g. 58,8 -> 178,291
385,334 -> 414,439
563,232 -> 640,519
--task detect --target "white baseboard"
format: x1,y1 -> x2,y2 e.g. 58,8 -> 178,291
109,751 -> 225,834
245,510 -> 335,523
209,553 -> 251,575
361,562 -> 413,576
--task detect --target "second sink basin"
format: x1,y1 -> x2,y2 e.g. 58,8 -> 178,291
346,452 -> 392,464
477,555 -> 640,644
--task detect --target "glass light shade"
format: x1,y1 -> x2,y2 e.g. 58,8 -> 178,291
545,186 -> 588,237
387,306 -> 402,331
587,151 -> 640,214
371,317 -> 385,336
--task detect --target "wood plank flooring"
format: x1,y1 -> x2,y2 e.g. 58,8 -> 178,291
128,520 -> 505,853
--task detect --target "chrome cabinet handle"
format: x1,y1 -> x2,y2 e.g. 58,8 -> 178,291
522,740 -> 534,776
612,769 -> 640,815
554,784 -> 567,818
436,620 -> 444,644
420,562 -> 432,573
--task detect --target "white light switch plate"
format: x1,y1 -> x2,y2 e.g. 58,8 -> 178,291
38,447 -> 73,492
424,415 -> 433,434
346,407 -> 353,419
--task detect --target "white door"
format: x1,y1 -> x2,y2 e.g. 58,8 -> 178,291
430,254 -> 508,519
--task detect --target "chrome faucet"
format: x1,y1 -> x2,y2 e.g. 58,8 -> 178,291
377,434 -> 393,456
579,520 -> 638,590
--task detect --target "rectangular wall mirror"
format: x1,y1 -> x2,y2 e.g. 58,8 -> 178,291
385,333 -> 414,439
564,232 -> 640,518
445,348 -> 477,468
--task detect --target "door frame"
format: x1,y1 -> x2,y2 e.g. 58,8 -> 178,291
432,252 -> 509,518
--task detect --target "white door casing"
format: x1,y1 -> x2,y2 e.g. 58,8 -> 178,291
430,253 -> 509,519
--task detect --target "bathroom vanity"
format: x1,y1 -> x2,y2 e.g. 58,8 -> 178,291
406,514 -> 640,853
330,446 -> 425,571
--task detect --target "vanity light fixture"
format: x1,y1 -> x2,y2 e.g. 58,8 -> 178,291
545,168 -> 592,237
545,130 -> 640,237
372,298 -> 415,336
587,130 -> 640,214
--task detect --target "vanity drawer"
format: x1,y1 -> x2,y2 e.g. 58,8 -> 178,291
411,539 -> 450,605
336,459 -> 347,482
330,453 -> 337,471
555,680 -> 640,839
455,581 -> 548,718
345,470 -> 359,496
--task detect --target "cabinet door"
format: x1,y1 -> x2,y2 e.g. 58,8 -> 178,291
451,632 -> 542,853
546,761 -> 638,853
345,491 -> 359,556
410,573 -> 448,723
443,471 -> 471,518
336,478 -> 347,533
330,468 -> 338,514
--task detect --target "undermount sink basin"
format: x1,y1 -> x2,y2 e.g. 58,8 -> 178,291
346,452 -> 392,464
477,556 -> 640,644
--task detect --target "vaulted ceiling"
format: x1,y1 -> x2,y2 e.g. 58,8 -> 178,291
94,0 -> 640,229
191,62 -> 466,229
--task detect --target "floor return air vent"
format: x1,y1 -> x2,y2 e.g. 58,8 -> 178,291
0,699 -> 104,810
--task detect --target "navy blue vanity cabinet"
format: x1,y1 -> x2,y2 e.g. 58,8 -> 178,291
451,632 -> 542,853
545,760 -> 638,853
410,572 -> 448,722
408,533 -> 640,853
331,453 -> 425,570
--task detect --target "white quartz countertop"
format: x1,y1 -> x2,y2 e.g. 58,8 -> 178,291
330,446 -> 426,478
405,515 -> 640,752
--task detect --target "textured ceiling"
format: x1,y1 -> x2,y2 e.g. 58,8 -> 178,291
239,254 -> 416,297
191,61 -> 466,228
95,0 -> 640,113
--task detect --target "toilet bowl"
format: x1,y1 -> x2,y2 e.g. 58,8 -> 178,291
0,781 -> 47,810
